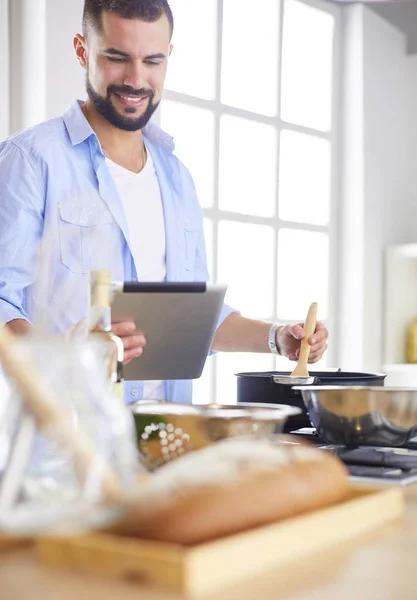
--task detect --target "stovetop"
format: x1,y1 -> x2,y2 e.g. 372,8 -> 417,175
289,428 -> 417,486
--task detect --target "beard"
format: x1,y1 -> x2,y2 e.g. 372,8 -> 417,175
85,72 -> 160,132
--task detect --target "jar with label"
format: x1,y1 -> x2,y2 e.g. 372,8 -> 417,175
407,317 -> 417,363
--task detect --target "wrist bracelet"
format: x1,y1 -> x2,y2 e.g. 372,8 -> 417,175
268,323 -> 283,355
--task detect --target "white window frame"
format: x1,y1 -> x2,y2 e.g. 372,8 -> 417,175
162,0 -> 342,400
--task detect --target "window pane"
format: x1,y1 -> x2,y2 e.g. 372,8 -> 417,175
274,354 -> 297,372
218,221 -> 274,319
193,356 -> 214,405
216,353 -> 275,405
274,351 -> 328,371
221,0 -> 279,116
279,130 -> 331,226
161,101 -> 215,208
277,229 -> 329,320
219,115 -> 277,217
165,0 -> 217,100
281,0 -> 334,132
203,218 -> 214,279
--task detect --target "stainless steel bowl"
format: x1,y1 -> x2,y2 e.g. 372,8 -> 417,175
293,386 -> 417,447
130,400 -> 301,470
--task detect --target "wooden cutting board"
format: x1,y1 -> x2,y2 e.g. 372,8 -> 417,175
35,486 -> 404,598
0,536 -> 32,552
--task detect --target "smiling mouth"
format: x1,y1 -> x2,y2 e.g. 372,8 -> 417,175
113,92 -> 149,108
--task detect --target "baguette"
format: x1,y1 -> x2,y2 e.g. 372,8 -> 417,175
110,438 -> 349,545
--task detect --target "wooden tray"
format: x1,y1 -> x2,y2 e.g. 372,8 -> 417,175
35,487 -> 404,598
0,536 -> 32,552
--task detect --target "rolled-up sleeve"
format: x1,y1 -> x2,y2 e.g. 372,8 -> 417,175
0,141 -> 45,324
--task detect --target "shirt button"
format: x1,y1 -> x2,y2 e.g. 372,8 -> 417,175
131,388 -> 139,397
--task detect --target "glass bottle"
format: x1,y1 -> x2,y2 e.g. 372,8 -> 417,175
88,270 -> 124,399
407,317 -> 417,363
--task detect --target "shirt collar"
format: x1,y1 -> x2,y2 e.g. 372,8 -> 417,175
62,100 -> 96,146
62,99 -> 175,153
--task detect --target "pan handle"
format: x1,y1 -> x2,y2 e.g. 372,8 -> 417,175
272,375 -> 318,386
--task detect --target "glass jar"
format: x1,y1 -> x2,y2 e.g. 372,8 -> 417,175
0,334 -> 140,535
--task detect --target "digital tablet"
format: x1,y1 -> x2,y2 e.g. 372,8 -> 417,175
111,282 -> 227,381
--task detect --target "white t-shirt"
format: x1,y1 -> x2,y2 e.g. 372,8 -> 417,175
106,148 -> 166,401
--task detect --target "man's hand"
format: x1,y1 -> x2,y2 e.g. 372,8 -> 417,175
6,319 -> 33,336
277,321 -> 328,363
111,321 -> 147,365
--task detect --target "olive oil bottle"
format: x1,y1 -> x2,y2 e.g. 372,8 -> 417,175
88,270 -> 124,399
407,317 -> 417,363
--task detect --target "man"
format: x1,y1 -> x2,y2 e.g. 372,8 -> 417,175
0,0 -> 328,404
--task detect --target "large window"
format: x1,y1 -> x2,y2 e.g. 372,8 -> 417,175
161,0 -> 341,404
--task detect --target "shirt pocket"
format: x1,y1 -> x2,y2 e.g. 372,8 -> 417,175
58,202 -> 114,274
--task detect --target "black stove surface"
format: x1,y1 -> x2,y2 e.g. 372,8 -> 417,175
289,428 -> 417,485
345,465 -> 417,484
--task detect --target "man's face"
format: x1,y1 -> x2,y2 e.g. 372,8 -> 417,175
75,12 -> 172,131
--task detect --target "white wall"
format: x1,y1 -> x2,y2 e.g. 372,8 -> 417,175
45,0 -> 85,119
9,0 -> 47,132
363,7 -> 412,371
6,0 -> 85,134
338,4 -> 417,372
407,55 -> 417,227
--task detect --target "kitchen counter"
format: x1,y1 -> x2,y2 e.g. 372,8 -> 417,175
2,485 -> 417,600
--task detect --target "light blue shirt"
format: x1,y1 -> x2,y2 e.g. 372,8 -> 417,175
0,100 -> 236,404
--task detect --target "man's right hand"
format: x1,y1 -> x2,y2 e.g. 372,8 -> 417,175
6,319 -> 147,366
111,321 -> 147,365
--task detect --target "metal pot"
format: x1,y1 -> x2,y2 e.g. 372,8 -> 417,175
293,386 -> 417,448
236,371 -> 387,432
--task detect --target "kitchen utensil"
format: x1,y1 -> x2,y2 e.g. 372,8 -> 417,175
130,400 -> 301,471
233,302 -> 318,432
236,371 -> 387,432
293,386 -> 417,447
291,302 -> 318,377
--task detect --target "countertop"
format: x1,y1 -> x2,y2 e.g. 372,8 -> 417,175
1,485 -> 417,600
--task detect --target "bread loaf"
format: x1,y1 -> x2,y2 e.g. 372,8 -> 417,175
110,438 -> 349,545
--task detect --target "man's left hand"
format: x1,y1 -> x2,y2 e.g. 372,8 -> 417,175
276,321 -> 328,363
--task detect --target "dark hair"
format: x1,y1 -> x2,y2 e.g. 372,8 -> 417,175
83,0 -> 174,39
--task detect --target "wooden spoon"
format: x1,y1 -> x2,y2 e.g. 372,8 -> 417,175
290,302 -> 318,377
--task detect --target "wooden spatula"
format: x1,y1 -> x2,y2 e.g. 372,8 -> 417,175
290,302 -> 318,377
